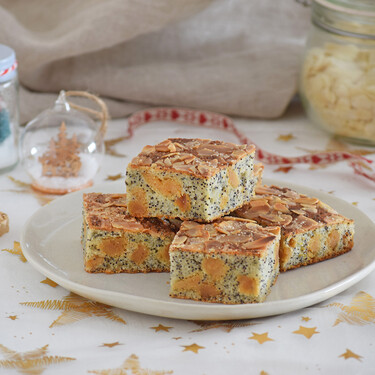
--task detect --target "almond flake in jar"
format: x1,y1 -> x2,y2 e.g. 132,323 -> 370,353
301,41 -> 375,144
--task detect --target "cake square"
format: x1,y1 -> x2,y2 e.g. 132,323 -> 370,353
125,138 -> 256,222
233,185 -> 355,272
82,193 -> 178,273
169,218 -> 280,304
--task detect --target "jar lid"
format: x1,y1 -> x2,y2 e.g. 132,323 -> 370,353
313,0 -> 375,39
0,44 -> 17,83
314,0 -> 375,18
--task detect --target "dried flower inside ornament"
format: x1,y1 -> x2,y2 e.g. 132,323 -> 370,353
20,91 -> 108,194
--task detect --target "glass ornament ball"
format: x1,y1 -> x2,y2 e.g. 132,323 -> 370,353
20,91 -> 105,194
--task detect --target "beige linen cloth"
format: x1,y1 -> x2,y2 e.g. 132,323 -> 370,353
0,0 -> 310,124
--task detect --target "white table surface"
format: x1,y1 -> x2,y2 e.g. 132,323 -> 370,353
1,102 -> 374,375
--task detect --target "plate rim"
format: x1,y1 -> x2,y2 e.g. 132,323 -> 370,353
21,179 -> 375,320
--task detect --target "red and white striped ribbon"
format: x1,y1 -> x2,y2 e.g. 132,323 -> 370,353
127,107 -> 375,183
0,61 -> 17,77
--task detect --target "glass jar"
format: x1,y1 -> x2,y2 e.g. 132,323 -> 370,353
0,44 -> 19,171
300,0 -> 375,146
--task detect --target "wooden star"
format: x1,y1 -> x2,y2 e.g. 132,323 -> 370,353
2,241 -> 27,262
7,176 -> 55,206
88,353 -> 172,374
172,337 -> 182,340
293,326 -> 319,339
301,316 -> 311,322
104,136 -> 128,158
248,332 -> 274,344
150,324 -> 173,332
273,166 -> 293,173
181,344 -> 205,354
0,344 -> 75,374
7,315 -> 17,320
339,349 -> 362,361
277,133 -> 295,142
21,292 -> 126,327
40,278 -> 58,288
325,291 -> 375,326
105,173 -> 124,181
100,342 -> 122,348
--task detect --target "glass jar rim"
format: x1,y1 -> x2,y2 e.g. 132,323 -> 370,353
314,0 -> 375,18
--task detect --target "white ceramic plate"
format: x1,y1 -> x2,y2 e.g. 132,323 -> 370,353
21,179 -> 375,320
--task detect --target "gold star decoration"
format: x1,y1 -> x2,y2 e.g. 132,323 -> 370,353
293,326 -> 319,339
277,133 -> 295,142
190,320 -> 258,333
5,176 -> 56,206
352,202 -> 358,206
40,278 -> 58,288
105,173 -> 124,181
248,332 -> 274,344
100,342 -> 122,348
7,315 -> 17,320
150,324 -> 173,332
2,241 -> 27,262
20,292 -> 126,328
0,344 -> 75,375
325,291 -> 375,326
88,353 -> 173,374
301,316 -> 311,322
260,371 -> 269,375
104,136 -> 129,158
172,337 -> 182,340
339,349 -> 363,361
181,344 -> 205,354
273,166 -> 293,173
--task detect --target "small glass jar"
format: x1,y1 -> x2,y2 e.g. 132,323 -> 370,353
300,0 -> 375,146
0,44 -> 19,171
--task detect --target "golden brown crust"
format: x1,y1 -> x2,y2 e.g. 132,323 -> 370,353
234,185 -> 354,235
170,217 -> 280,256
129,138 -> 255,179
0,212 -> 9,237
83,193 -> 177,236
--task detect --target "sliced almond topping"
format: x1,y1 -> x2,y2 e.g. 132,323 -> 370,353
173,163 -> 194,172
231,149 -> 247,159
322,214 -> 340,224
168,143 -> 177,153
196,148 -> 214,156
141,145 -> 156,155
250,199 -> 269,207
255,186 -> 280,196
173,235 -> 188,246
273,202 -> 289,213
291,209 -> 306,215
215,226 -> 230,235
295,197 -> 319,205
243,236 -> 275,250
197,164 -> 212,176
182,221 -> 203,231
205,240 -> 224,251
164,158 -> 172,167
224,234 -> 251,243
112,220 -> 145,232
295,215 -> 318,230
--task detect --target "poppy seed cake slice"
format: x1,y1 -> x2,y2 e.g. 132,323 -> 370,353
169,217 -> 280,304
125,138 -> 256,222
82,193 -> 178,273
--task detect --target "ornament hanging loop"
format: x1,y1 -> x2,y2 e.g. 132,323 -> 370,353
64,90 -> 109,139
